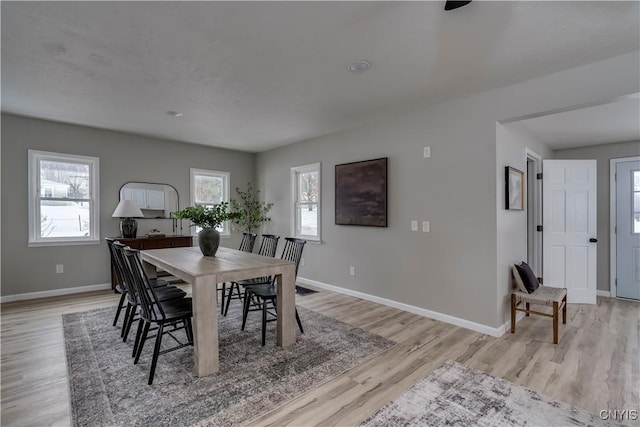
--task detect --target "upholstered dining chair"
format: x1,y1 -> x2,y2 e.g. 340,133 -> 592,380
122,247 -> 194,385
511,262 -> 567,344
223,234 -> 280,316
219,232 -> 257,314
241,237 -> 306,345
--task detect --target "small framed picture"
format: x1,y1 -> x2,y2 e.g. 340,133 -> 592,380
505,166 -> 525,210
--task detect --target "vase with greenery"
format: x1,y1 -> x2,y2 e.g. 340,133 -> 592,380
229,183 -> 274,233
173,202 -> 240,256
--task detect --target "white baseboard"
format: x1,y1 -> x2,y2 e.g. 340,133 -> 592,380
597,290 -> 611,297
297,277 -> 508,338
1,283 -> 112,303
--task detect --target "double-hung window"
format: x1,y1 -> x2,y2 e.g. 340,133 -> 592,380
189,168 -> 230,236
28,150 -> 100,246
291,163 -> 321,241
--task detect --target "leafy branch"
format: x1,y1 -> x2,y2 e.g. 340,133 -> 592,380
173,202 -> 240,229
229,183 -> 274,233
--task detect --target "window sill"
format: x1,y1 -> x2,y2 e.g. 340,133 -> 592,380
295,237 -> 322,244
28,239 -> 101,247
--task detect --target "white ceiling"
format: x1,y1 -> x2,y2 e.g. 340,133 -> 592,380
2,1 -> 639,152
513,97 -> 640,150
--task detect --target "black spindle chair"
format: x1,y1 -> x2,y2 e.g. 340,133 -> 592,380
223,234 -> 280,316
107,237 -> 170,328
122,247 -> 194,385
219,232 -> 257,314
110,240 -> 187,343
241,237 -> 306,345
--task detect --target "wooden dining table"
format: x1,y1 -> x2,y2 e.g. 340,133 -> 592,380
140,246 -> 297,377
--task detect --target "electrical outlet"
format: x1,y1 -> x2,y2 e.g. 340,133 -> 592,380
422,221 -> 430,232
411,220 -> 418,231
349,266 -> 355,276
301,258 -> 305,266
56,264 -> 64,274
423,146 -> 431,158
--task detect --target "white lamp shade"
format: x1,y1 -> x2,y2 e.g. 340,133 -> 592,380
112,200 -> 144,218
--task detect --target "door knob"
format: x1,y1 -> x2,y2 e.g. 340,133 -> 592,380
589,238 -> 598,243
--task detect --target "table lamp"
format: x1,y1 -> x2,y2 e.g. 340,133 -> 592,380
112,200 -> 144,238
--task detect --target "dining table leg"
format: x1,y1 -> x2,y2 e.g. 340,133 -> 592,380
142,260 -> 158,279
275,264 -> 297,347
191,274 -> 219,376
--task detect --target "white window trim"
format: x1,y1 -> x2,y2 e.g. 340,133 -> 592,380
291,162 -> 321,242
189,168 -> 231,237
28,150 -> 100,247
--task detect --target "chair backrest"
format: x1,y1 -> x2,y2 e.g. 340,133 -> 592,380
280,237 -> 306,278
111,241 -> 141,303
238,232 -> 257,253
109,239 -> 131,292
122,247 -> 166,322
106,237 -> 116,258
106,237 -> 123,289
257,234 -> 280,258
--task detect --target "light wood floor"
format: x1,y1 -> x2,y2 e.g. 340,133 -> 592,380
1,285 -> 638,426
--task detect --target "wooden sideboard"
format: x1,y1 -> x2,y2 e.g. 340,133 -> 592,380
109,235 -> 193,289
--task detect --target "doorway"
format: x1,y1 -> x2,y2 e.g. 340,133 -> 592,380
526,149 -> 542,277
611,156 -> 640,300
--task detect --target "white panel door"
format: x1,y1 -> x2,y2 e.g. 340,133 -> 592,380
616,160 -> 640,300
543,160 -> 597,304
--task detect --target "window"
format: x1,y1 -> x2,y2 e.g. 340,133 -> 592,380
28,150 -> 100,246
633,170 -> 640,234
291,163 -> 321,241
190,168 -> 230,236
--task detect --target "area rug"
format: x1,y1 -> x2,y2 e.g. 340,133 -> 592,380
295,285 -> 318,295
361,361 -> 621,427
64,304 -> 394,427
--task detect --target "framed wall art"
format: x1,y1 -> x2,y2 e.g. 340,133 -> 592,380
505,166 -> 524,210
335,157 -> 387,227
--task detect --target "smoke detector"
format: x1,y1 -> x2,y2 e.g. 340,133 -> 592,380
348,60 -> 371,73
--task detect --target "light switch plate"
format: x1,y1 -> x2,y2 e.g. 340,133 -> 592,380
423,146 -> 431,158
422,221 -> 430,232
349,266 -> 355,276
411,220 -> 418,231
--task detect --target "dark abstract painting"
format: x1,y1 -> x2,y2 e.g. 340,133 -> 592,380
335,157 -> 387,227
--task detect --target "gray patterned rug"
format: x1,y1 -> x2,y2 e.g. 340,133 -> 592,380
361,361 -> 621,427
63,304 -> 394,426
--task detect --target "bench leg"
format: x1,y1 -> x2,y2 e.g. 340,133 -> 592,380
525,302 -> 530,316
553,301 -> 559,344
511,294 -> 516,334
562,295 -> 567,324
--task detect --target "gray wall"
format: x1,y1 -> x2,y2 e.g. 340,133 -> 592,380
257,51 -> 639,329
496,123 -> 553,325
1,113 -> 255,296
554,140 -> 640,293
